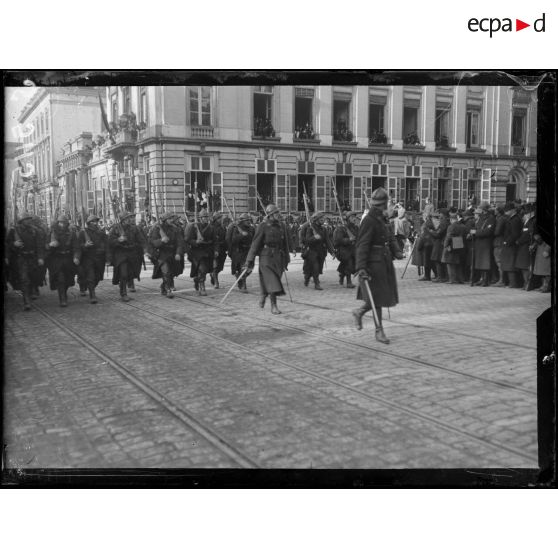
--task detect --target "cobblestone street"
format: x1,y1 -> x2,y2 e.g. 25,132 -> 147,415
3,255 -> 550,470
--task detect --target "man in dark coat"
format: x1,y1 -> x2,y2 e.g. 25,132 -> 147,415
29,214 -> 48,298
300,212 -> 330,290
148,212 -> 184,298
492,204 -> 507,286
184,208 -> 214,296
416,216 -> 434,281
210,213 -> 228,289
76,215 -> 108,303
333,211 -> 359,288
108,212 -> 145,302
515,203 -> 536,289
46,215 -> 79,307
5,212 -> 45,310
226,213 -> 255,293
471,201 -> 496,286
500,202 -> 523,288
244,204 -> 290,314
352,187 -> 403,344
429,208 -> 449,282
441,211 -> 467,284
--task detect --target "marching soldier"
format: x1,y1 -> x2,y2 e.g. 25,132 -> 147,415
210,213 -> 228,289
184,208 -> 214,296
352,187 -> 403,344
244,204 -> 290,314
148,212 -> 184,298
5,212 -> 45,310
226,213 -> 255,293
76,215 -> 109,303
46,215 -> 79,307
300,212 -> 330,290
108,211 -> 145,302
29,214 -> 48,298
333,211 -> 359,288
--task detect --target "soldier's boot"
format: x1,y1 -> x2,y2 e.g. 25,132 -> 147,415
199,279 -> 207,296
22,287 -> 31,311
31,286 -> 39,300
304,275 -> 310,287
314,278 -> 323,290
240,279 -> 248,293
120,280 -> 131,302
521,270 -> 530,290
213,273 -> 220,289
482,271 -> 490,287
160,282 -> 167,296
209,272 -> 215,286
193,278 -> 199,291
346,274 -> 355,289
339,273 -> 344,286
540,276 -> 551,293
508,272 -> 519,288
127,279 -> 136,293
259,293 -> 267,308
351,306 -> 369,331
270,293 -> 281,315
164,275 -> 174,298
79,285 -> 87,296
89,286 -> 98,304
375,327 -> 390,344
58,287 -> 68,307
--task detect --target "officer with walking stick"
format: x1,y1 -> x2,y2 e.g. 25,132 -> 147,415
352,187 -> 403,344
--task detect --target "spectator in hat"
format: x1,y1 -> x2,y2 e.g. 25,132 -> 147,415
531,229 -> 551,293
429,208 -> 449,282
500,201 -> 523,288
471,201 -> 495,287
515,203 -> 536,289
492,204 -> 507,286
442,211 -> 467,283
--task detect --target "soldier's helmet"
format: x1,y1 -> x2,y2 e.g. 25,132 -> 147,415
370,187 -> 388,206
265,204 -> 280,216
238,213 -> 251,222
17,212 -> 33,223
311,212 -> 324,222
57,215 -> 70,224
87,215 -> 100,224
199,209 -> 209,218
161,212 -> 174,222
211,212 -> 222,222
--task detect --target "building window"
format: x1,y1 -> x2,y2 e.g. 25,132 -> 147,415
466,110 -> 481,148
190,86 -> 211,127
122,87 -> 131,114
253,86 -> 274,137
111,93 -> 118,124
45,109 -> 49,132
403,106 -> 420,145
333,91 -> 353,141
369,104 -> 386,144
294,88 -> 315,140
511,112 -> 526,149
435,105 -> 451,148
139,88 -> 148,126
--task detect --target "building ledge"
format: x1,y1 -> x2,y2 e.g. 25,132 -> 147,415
293,138 -> 321,145
402,144 -> 425,150
251,136 -> 281,142
435,146 -> 457,152
332,140 -> 358,147
368,142 -> 393,149
466,147 -> 486,153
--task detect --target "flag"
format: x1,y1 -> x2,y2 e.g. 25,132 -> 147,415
97,89 -> 114,143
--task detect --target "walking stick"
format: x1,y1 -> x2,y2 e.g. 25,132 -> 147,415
283,269 -> 293,303
362,277 -> 381,329
219,267 -> 249,306
401,238 -> 418,279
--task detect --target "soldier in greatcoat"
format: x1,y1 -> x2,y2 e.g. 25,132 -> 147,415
500,201 -> 523,288
333,211 -> 359,288
5,212 -> 45,310
29,214 -> 48,298
210,213 -> 228,289
226,213 -> 255,293
184,209 -> 214,296
76,215 -> 109,303
108,212 -> 145,302
148,213 -> 184,298
352,188 -> 403,344
300,212 -> 330,290
471,201 -> 496,286
244,204 -> 290,314
46,215 -> 79,307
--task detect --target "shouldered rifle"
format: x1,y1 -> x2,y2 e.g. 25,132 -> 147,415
302,182 -> 319,236
331,177 -> 355,241
111,197 -> 125,237
363,189 -> 372,210
256,191 -> 268,215
193,181 -> 204,242
222,194 -> 234,222
232,196 -> 237,222
49,189 -> 63,244
81,206 -> 91,243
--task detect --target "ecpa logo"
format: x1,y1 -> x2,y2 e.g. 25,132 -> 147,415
468,13 -> 546,37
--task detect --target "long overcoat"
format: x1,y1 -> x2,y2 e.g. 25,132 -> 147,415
226,222 -> 255,275
77,226 -> 108,286
108,223 -> 145,285
500,212 -> 523,272
46,227 -> 79,290
355,207 -> 400,308
514,215 -> 535,271
429,216 -> 449,262
148,223 -> 185,279
184,222 -> 214,277
6,223 -> 45,291
301,221 -> 328,278
246,218 -> 290,296
473,212 -> 495,270
442,221 -> 467,265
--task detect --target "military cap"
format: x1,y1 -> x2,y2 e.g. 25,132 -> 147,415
311,212 -> 324,222
265,204 -> 280,215
161,212 -> 174,221
504,201 -> 515,212
57,215 -> 70,223
370,187 -> 388,205
238,213 -> 251,222
86,215 -> 100,223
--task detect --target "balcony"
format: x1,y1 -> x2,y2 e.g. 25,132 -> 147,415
191,126 -> 214,139
294,124 -> 320,144
253,118 -> 279,141
435,136 -> 457,152
403,132 -> 425,150
333,127 -> 354,143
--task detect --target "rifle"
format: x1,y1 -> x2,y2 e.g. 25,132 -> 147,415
193,181 -> 203,242
50,189 -> 63,244
256,190 -> 268,215
110,196 -> 125,237
302,182 -> 319,238
81,206 -> 91,244
222,194 -> 234,222
232,196 -> 237,222
363,189 -> 372,210
331,178 -> 355,241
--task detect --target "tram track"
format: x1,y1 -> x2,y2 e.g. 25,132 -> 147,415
128,281 -> 537,397
30,302 -> 261,469
86,285 -> 538,465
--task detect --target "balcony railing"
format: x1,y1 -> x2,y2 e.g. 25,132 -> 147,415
192,126 -> 214,139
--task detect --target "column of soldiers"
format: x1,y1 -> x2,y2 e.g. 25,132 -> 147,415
410,200 -> 551,292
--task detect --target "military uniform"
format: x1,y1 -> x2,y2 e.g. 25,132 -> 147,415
226,213 -> 255,292
300,213 -> 329,290
148,214 -> 185,298
46,216 -> 79,307
76,215 -> 108,303
333,212 -> 359,288
352,188 -> 403,344
210,214 -> 228,289
184,209 -> 214,295
6,213 -> 45,310
108,213 -> 145,301
245,204 -> 290,314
